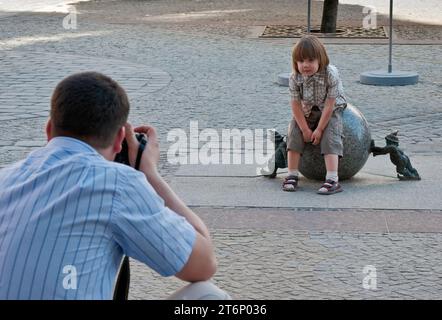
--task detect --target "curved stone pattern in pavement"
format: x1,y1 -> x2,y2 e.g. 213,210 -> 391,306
0,50 -> 171,122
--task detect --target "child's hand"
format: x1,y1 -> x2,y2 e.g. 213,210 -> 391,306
311,129 -> 323,145
302,128 -> 313,143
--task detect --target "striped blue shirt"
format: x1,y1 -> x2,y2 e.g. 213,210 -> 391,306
0,137 -> 196,300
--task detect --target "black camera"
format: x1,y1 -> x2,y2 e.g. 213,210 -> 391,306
114,133 -> 147,170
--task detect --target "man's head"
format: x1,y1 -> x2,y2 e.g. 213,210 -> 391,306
49,72 -> 130,149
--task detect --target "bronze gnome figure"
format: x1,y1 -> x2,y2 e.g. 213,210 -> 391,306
370,130 -> 421,180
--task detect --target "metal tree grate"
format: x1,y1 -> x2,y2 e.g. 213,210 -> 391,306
260,25 -> 387,38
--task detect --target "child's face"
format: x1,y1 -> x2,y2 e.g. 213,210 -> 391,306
297,58 -> 319,77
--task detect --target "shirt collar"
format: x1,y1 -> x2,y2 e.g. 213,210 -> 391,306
295,68 -> 327,84
46,136 -> 100,155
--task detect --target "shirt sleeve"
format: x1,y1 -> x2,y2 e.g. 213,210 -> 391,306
289,73 -> 301,101
326,66 -> 340,100
110,168 -> 196,277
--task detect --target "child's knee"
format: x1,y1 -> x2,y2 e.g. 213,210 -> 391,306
321,130 -> 343,156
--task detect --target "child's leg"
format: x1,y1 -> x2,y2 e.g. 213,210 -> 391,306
283,150 -> 301,191
287,150 -> 301,174
324,154 -> 339,182
317,153 -> 342,194
284,119 -> 306,191
319,109 -> 343,193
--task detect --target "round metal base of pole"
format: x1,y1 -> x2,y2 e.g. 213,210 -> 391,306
360,70 -> 419,86
277,73 -> 290,86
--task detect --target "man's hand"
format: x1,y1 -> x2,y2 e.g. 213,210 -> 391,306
311,128 -> 323,145
124,123 -> 160,175
302,127 -> 313,143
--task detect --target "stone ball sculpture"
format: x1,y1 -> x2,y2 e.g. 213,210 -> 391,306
299,104 -> 372,181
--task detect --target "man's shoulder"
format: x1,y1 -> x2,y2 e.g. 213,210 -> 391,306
59,152 -> 143,187
93,158 -> 142,179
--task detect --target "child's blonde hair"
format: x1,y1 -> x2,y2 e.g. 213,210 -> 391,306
292,35 -> 329,74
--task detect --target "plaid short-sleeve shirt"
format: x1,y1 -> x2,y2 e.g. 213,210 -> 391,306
289,64 -> 347,117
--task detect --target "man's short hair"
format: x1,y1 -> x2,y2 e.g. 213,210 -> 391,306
50,72 -> 130,148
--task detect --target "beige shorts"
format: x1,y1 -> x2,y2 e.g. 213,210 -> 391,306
287,107 -> 344,157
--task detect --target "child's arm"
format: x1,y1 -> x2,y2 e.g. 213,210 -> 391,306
311,98 -> 335,145
291,100 -> 312,143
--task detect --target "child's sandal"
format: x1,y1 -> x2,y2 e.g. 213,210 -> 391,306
317,179 -> 343,195
282,175 -> 299,192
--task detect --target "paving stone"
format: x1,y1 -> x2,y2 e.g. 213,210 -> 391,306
1,0 -> 441,300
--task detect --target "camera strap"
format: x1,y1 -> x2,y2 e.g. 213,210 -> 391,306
135,135 -> 147,170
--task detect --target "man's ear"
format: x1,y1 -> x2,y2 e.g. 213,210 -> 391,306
113,126 -> 126,154
46,118 -> 52,141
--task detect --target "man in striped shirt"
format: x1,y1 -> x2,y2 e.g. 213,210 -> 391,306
0,72 -> 229,300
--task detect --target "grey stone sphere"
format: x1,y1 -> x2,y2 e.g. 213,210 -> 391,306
299,104 -> 372,181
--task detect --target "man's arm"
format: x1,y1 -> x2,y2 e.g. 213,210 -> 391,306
125,124 -> 217,282
144,170 -> 216,282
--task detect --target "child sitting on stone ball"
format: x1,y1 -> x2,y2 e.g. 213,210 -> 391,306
283,35 -> 347,195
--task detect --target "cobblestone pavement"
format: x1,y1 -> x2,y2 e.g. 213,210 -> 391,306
129,207 -> 442,300
0,8 -> 441,159
129,229 -> 442,300
1,0 -> 441,299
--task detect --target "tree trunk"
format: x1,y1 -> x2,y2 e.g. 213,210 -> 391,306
320,0 -> 339,33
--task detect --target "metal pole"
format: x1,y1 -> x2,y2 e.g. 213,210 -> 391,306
307,0 -> 311,34
360,0 -> 418,86
388,0 -> 393,73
